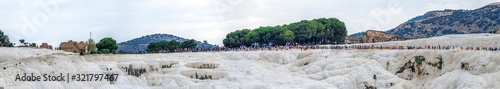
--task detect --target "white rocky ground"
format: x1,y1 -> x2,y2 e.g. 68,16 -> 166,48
1,34 -> 499,89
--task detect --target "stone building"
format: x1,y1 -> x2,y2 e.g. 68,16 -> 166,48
361,30 -> 405,43
39,43 -> 53,50
59,41 -> 87,53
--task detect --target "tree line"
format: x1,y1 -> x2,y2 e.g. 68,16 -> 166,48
147,39 -> 197,53
18,39 -> 38,47
0,29 -> 198,54
223,18 -> 347,47
0,29 -> 120,55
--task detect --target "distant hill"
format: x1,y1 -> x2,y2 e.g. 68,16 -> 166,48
347,32 -> 365,38
116,34 -> 217,53
349,2 -> 500,38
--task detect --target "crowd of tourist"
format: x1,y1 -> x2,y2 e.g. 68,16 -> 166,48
176,44 -> 500,53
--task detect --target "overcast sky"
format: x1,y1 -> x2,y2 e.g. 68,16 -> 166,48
0,0 -> 499,46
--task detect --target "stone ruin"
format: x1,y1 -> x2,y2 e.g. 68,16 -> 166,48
59,41 -> 87,53
361,30 -> 406,43
39,43 -> 53,50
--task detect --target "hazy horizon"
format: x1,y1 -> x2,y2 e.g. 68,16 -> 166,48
0,0 -> 499,47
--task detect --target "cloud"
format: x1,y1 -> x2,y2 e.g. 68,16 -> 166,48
0,0 -> 498,47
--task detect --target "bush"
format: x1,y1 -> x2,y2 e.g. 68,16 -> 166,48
492,28 -> 498,34
90,50 -> 98,54
80,50 -> 84,55
117,50 -> 127,54
147,40 -> 189,53
414,56 -> 425,65
101,49 -> 110,54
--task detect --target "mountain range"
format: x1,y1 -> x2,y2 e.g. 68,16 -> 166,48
116,34 -> 217,53
349,2 -> 500,38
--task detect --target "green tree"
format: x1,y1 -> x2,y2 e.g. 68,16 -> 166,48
159,40 -> 169,51
167,40 -> 180,52
181,39 -> 197,49
290,20 -> 320,44
101,49 -> 111,54
493,28 -> 498,34
244,31 -> 259,46
223,29 -> 251,47
253,26 -> 294,45
117,50 -> 127,54
19,39 -> 25,46
90,50 -> 98,54
277,27 -> 295,45
31,43 -> 37,47
87,39 -> 97,52
331,18 -> 347,43
147,40 -> 184,53
0,29 -> 14,47
147,41 -> 160,52
253,26 -> 274,45
312,18 -> 330,43
96,37 -> 118,53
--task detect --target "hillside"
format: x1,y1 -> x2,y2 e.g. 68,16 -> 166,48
349,2 -> 500,38
1,34 -> 500,89
116,34 -> 217,53
347,32 -> 365,38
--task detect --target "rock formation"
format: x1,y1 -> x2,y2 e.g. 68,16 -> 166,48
361,30 -> 405,43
